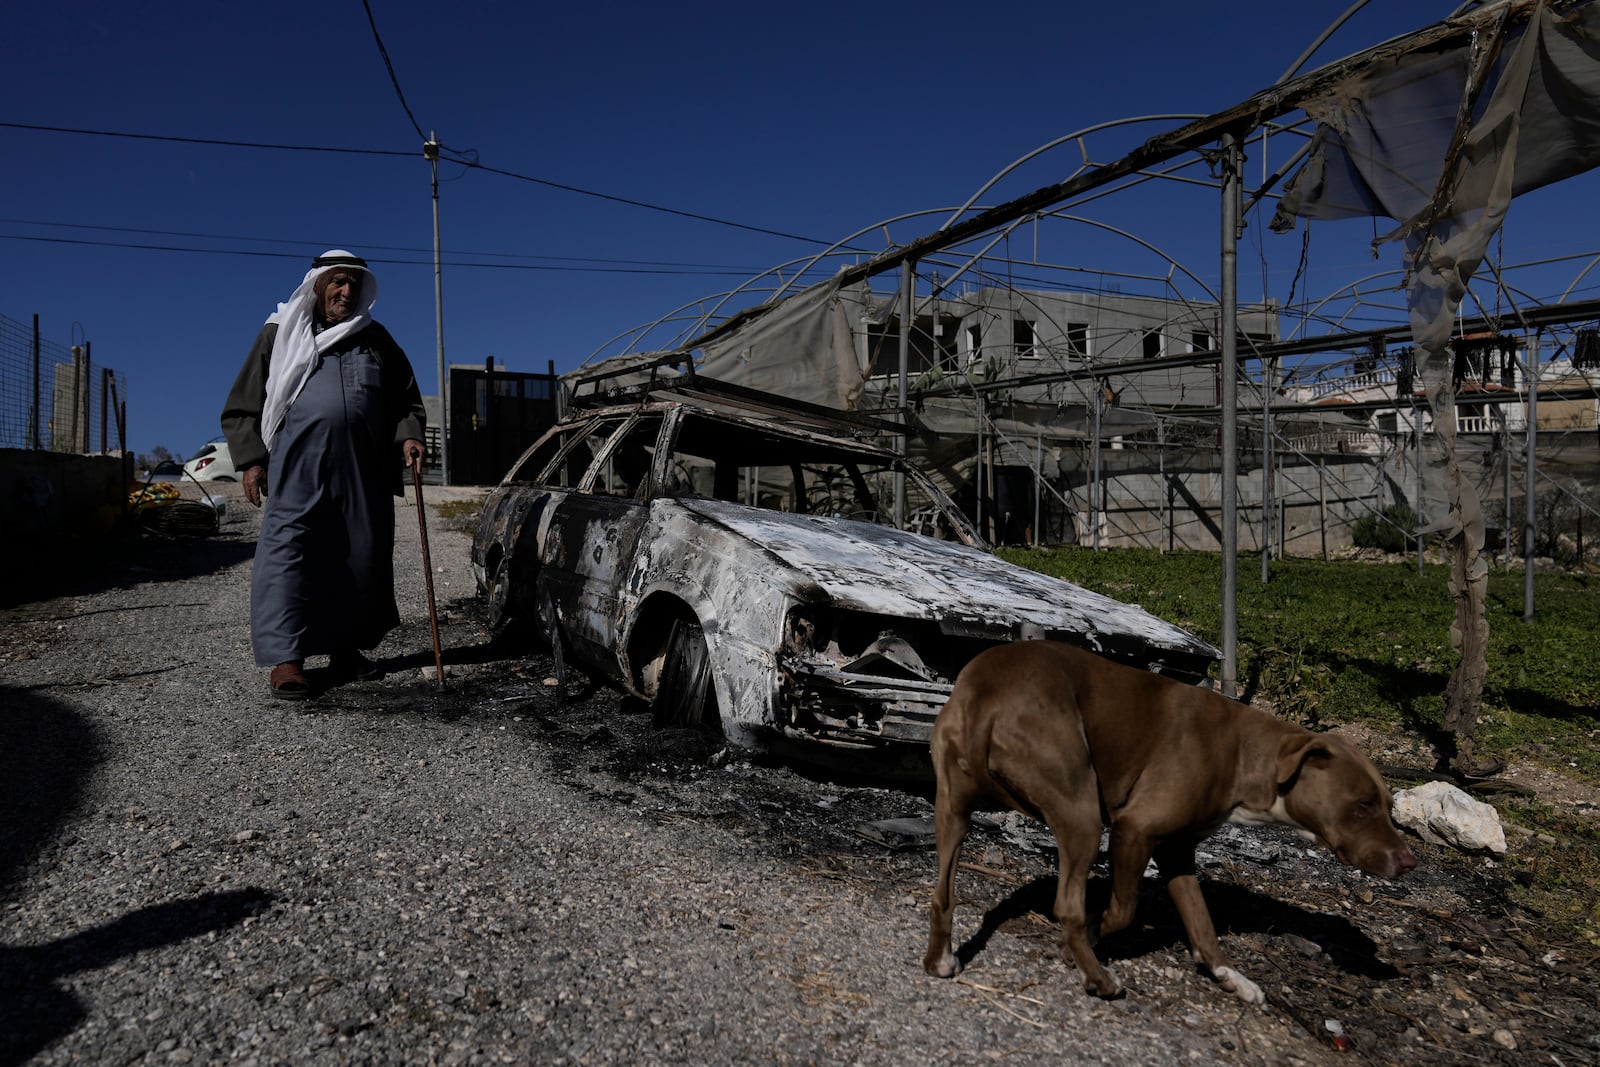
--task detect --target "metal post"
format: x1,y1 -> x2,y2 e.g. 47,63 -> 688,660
1524,330 -> 1539,620
1219,130 -> 1242,697
1033,431 -> 1042,548
100,367 -> 110,452
1501,414 -> 1512,565
1091,381 -> 1103,551
1159,420 -> 1170,553
65,343 -> 80,453
985,421 -> 996,545
425,134 -> 449,486
1261,354 -> 1273,583
896,259 -> 914,528
1415,408 -> 1425,573
1318,458 -> 1328,562
30,315 -> 40,450
109,374 -> 126,453
82,342 -> 92,454
484,355 -> 496,481
975,395 -> 985,539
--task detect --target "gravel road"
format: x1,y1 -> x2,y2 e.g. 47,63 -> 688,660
2,484 -> 1594,1066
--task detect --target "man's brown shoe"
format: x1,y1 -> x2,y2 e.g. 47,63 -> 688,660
270,661 -> 311,701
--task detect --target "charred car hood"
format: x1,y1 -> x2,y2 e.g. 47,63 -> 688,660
676,498 -> 1218,661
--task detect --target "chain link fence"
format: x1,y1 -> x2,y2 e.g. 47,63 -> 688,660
0,312 -> 127,454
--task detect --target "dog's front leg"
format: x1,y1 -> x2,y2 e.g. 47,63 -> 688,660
1155,842 -> 1264,1006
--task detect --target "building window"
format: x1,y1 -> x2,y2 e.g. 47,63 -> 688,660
1191,330 -> 1212,353
964,325 -> 982,365
1013,318 -> 1037,360
1066,322 -> 1090,358
1142,329 -> 1164,360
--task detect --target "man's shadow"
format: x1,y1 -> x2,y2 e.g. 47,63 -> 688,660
953,871 -> 1400,984
0,688 -> 274,1066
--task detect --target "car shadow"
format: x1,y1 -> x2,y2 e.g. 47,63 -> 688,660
0,688 -> 274,1066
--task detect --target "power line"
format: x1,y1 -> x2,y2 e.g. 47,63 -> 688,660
0,232 -> 770,277
458,159 -> 853,247
0,129 -> 831,247
0,216 -> 763,271
0,120 -> 411,157
1,119 -> 849,248
361,0 -> 427,142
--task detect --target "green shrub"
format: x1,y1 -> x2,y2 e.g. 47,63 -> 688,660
1351,503 -> 1417,553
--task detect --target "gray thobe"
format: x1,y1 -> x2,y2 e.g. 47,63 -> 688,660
222,322 -> 426,667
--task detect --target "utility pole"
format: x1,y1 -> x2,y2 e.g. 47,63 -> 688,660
425,134 -> 449,486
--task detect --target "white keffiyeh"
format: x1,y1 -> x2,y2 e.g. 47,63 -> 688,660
259,250 -> 379,450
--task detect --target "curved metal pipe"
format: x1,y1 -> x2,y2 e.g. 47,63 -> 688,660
1277,0 -> 1374,84
939,115 -> 1207,233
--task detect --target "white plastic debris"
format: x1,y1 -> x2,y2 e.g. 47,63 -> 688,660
1391,780 -> 1507,854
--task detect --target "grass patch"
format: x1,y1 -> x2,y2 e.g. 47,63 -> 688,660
1497,796 -> 1600,950
1000,545 -> 1600,943
999,546 -> 1600,779
433,499 -> 483,521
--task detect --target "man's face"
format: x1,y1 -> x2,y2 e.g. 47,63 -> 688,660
315,270 -> 361,324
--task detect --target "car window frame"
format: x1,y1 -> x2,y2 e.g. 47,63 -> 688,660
586,412 -> 669,500
502,398 -> 984,546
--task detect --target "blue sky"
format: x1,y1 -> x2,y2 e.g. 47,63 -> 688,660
5,1 -> 1592,461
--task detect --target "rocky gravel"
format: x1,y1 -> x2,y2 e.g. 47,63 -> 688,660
3,482 -> 1598,1066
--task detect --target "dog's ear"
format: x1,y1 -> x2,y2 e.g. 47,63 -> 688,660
1276,734 -> 1333,791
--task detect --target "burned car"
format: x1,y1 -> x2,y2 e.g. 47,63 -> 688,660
471,374 -> 1218,773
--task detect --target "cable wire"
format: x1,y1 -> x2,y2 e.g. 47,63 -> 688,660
362,0 -> 427,141
2,120 -> 842,247
0,232 -> 757,276
0,120 -> 411,157
0,216 -> 762,271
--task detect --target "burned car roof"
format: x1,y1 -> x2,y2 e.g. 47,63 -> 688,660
472,374 -> 1219,775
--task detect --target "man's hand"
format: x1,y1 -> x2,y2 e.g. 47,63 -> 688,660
401,438 -> 425,474
243,465 -> 267,507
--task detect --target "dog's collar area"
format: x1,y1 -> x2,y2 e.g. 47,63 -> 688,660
1226,797 -> 1308,832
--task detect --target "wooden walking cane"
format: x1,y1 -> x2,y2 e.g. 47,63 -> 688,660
412,463 -> 445,689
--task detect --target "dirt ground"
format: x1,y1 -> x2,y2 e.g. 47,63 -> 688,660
402,589 -> 1600,1066
6,491 -> 1598,1065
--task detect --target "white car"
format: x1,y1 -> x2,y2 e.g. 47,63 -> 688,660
472,374 -> 1219,775
183,438 -> 238,482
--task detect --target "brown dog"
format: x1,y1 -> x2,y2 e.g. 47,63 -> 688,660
923,640 -> 1417,1004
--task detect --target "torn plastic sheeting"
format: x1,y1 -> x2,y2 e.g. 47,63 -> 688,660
1272,0 -> 1600,242
697,276 -> 879,411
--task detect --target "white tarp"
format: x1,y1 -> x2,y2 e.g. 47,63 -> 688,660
1271,0 -> 1600,770
1272,0 -> 1600,245
697,276 -> 887,410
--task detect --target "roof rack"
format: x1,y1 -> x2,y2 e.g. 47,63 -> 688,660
565,349 -> 696,399
566,351 -> 906,438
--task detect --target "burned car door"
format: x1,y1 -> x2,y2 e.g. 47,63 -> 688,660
537,415 -> 665,676
480,414 -> 630,637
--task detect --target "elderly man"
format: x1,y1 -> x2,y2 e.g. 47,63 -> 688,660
221,250 -> 427,700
